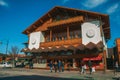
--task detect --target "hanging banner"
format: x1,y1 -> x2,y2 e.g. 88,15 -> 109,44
28,31 -> 41,50
81,21 -> 102,45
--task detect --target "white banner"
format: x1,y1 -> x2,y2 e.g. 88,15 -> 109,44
28,31 -> 41,50
82,21 -> 102,45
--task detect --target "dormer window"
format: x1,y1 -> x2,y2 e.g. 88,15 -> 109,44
56,15 -> 61,21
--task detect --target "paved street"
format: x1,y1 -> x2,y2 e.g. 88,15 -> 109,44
0,68 -> 120,80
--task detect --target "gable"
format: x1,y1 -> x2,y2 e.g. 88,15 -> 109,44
22,6 -> 110,39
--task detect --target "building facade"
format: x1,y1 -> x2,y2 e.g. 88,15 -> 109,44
116,38 -> 120,65
22,6 -> 110,70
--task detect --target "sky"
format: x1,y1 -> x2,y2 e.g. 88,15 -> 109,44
0,0 -> 120,54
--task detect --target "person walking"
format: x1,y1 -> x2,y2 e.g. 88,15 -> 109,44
115,61 -> 119,75
88,60 -> 92,74
30,61 -> 33,69
58,60 -> 62,72
79,61 -> 82,73
61,61 -> 65,72
67,62 -> 71,71
54,61 -> 58,72
81,61 -> 86,74
49,61 -> 53,72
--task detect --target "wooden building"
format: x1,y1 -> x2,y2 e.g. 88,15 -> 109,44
22,6 -> 110,70
116,38 -> 120,65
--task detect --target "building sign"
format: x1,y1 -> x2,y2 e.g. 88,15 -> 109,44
81,21 -> 102,45
29,31 -> 41,49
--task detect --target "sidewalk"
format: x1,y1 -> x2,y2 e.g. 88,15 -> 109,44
0,68 -> 120,80
33,69 -> 119,80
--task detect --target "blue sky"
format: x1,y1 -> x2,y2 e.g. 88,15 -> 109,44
0,0 -> 120,54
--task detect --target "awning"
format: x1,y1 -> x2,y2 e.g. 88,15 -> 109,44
83,55 -> 102,61
21,41 -> 104,53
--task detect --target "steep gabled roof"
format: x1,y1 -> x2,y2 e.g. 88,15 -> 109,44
22,6 -> 110,39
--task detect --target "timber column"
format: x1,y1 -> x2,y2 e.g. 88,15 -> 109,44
103,51 -> 107,73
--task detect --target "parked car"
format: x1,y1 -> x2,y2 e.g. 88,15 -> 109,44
0,62 -> 12,68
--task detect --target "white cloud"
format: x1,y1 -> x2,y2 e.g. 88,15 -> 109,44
82,0 -> 107,9
62,0 -> 70,4
106,3 -> 119,14
0,0 -> 8,7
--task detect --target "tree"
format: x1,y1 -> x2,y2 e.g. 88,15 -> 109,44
9,46 -> 19,67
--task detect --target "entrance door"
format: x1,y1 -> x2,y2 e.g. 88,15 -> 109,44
75,58 -> 82,68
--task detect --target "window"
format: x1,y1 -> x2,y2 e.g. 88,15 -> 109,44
46,37 -> 50,42
38,59 -> 46,64
78,33 -> 81,38
52,37 -> 56,41
56,15 -> 61,21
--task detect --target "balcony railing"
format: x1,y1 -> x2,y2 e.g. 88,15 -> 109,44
48,16 -> 84,28
40,38 -> 82,47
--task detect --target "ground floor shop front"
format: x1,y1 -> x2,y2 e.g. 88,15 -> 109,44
31,50 -> 106,71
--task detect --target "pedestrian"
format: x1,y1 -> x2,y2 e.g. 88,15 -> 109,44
92,66 -> 95,73
67,62 -> 71,71
81,61 -> 86,74
115,61 -> 119,75
88,60 -> 92,74
30,61 -> 33,69
54,61 -> 58,72
29,58 -> 33,69
58,60 -> 61,72
79,61 -> 82,72
49,61 -> 53,72
61,61 -> 65,72
21,62 -> 24,68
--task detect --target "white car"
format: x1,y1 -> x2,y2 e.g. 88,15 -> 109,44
0,62 -> 12,68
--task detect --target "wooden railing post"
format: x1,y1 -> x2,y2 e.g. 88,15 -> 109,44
50,30 -> 52,42
67,26 -> 70,39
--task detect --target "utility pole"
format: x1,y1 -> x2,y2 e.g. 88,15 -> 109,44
5,40 -> 9,55
0,41 -> 2,53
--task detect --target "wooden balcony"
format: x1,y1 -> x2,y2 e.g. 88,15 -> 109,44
48,16 -> 84,28
40,38 -> 82,47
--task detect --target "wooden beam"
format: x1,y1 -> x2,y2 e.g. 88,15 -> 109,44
33,25 -> 37,28
26,30 -> 30,34
48,13 -> 51,18
67,26 -> 70,39
50,30 -> 52,42
103,27 -> 110,30
40,19 -> 43,23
